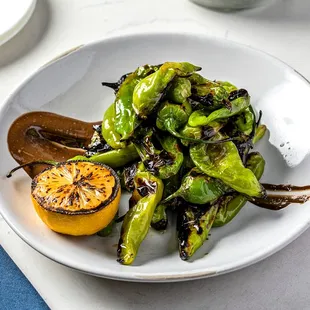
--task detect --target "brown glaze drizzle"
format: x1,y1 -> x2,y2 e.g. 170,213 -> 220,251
262,183 -> 310,192
7,111 -> 100,178
250,183 -> 310,210
251,195 -> 310,210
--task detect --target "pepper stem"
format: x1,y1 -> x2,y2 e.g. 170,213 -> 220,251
161,190 -> 180,205
101,81 -> 119,91
6,160 -> 58,178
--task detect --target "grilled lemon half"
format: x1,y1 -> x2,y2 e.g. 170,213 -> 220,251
31,161 -> 121,236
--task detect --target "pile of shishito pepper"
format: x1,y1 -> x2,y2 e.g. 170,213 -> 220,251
73,62 -> 267,265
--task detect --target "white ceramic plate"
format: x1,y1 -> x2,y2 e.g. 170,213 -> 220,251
1,33 -> 310,282
0,0 -> 36,46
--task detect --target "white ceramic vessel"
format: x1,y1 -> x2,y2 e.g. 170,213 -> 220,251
0,0 -> 37,46
1,32 -> 310,282
190,0 -> 272,10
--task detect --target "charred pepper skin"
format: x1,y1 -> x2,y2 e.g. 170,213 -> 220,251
166,77 -> 192,104
133,62 -> 201,118
162,168 -> 229,205
101,104 -> 127,149
213,152 -> 266,227
151,173 -> 180,231
188,89 -> 250,127
70,144 -> 139,168
114,65 -> 161,140
189,134 -> 265,198
133,128 -> 183,179
156,101 -> 230,144
177,203 -> 218,261
117,171 -> 164,265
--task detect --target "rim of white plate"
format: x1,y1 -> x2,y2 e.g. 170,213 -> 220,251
1,31 -> 310,282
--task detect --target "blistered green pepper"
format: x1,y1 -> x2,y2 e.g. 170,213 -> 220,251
151,204 -> 168,231
179,152 -> 195,177
156,135 -> 184,179
117,171 -> 164,265
231,108 -> 265,163
189,135 -> 265,197
114,74 -> 139,140
70,144 -> 139,168
217,81 -> 238,93
213,152 -> 266,227
166,77 -> 191,104
190,81 -> 230,111
156,101 -> 191,132
228,105 -> 258,164
183,152 -> 195,168
162,173 -> 181,196
179,121 -> 224,146
188,73 -> 208,85
114,65 -> 160,140
151,173 -> 180,231
162,168 -> 228,205
235,107 -> 255,136
133,62 -> 201,118
133,127 -> 161,157
188,89 -> 250,127
252,124 -> 267,144
120,161 -> 146,192
177,203 -> 218,260
121,162 -> 137,192
134,129 -> 183,179
156,101 -> 226,145
101,104 -> 126,149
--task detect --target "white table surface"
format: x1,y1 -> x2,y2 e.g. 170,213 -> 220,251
1,0 -> 310,309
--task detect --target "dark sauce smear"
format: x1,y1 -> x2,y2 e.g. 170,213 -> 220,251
251,195 -> 310,210
7,111 -> 100,178
250,183 -> 310,210
262,183 -> 310,192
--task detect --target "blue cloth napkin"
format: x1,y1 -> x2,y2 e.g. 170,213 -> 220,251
0,246 -> 49,310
